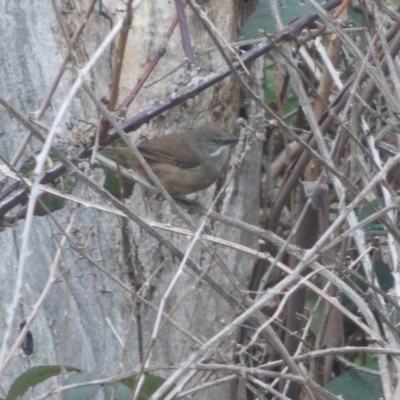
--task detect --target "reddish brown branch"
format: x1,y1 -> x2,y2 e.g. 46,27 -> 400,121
120,1 -> 188,109
98,0 -> 134,142
174,0 -> 196,73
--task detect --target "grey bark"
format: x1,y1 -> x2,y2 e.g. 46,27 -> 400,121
0,1 -> 261,398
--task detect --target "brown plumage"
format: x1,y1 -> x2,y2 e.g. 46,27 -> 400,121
104,125 -> 238,196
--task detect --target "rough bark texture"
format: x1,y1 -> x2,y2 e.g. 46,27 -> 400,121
0,0 -> 260,399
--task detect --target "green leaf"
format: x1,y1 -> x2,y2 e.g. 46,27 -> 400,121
239,0 -> 323,39
325,361 -> 382,400
119,374 -> 167,400
18,148 -> 76,216
104,382 -> 132,400
64,372 -> 102,400
19,148 -> 68,178
102,169 -> 135,199
97,149 -> 135,199
138,374 -> 166,400
7,365 -> 80,400
34,175 -> 75,215
358,198 -> 400,236
64,372 -> 163,400
7,366 -> 166,400
239,0 -> 271,39
306,289 -> 326,336
64,372 -> 133,400
374,260 -> 394,292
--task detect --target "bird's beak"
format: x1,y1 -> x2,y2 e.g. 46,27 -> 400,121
223,138 -> 239,145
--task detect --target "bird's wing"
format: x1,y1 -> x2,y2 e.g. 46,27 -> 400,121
138,134 -> 201,169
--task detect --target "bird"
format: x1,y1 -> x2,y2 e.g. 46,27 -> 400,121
103,125 -> 238,196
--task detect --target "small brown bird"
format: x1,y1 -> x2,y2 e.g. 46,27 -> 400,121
106,125 -> 238,196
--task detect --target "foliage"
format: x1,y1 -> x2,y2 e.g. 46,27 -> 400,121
325,361 -> 382,400
7,366 -> 80,400
6,366 -> 165,400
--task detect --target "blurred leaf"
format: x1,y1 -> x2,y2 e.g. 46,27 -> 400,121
342,259 -> 393,295
325,361 -> 382,400
307,288 -> 361,338
239,0 -> 271,40
120,374 -> 167,400
7,365 -> 80,400
102,170 -> 135,199
65,372 -> 132,400
64,372 -> 102,400
34,175 -> 75,216
374,259 -> 394,292
19,148 -> 68,178
306,289 -> 325,336
358,198 -> 400,235
239,0 -> 314,39
63,372 -> 166,400
354,353 -> 377,366
97,149 -> 135,199
104,383 -> 132,400
265,65 -> 278,103
18,148 -> 75,215
239,0 -> 363,40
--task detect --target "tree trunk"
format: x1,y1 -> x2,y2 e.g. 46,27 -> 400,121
0,1 -> 260,398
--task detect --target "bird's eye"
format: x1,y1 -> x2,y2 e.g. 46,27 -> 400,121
210,140 -> 217,145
